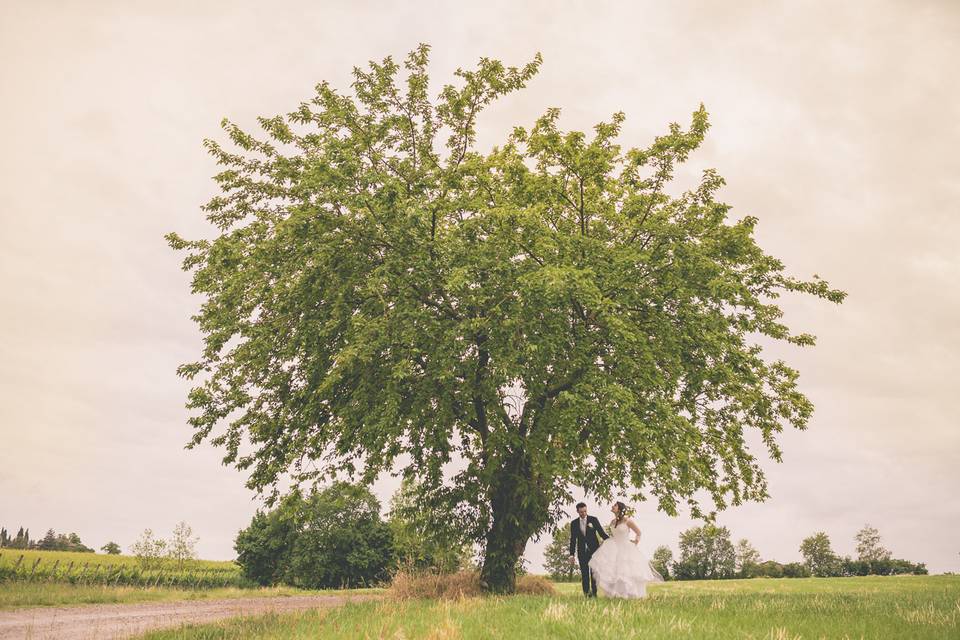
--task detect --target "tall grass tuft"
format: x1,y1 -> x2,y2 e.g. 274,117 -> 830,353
388,570 -> 556,600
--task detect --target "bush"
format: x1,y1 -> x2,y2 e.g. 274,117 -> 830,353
235,482 -> 395,589
756,560 -> 785,578
783,562 -> 811,578
287,513 -> 394,589
892,559 -> 927,575
841,557 -> 871,576
839,556 -> 927,577
234,508 -> 296,586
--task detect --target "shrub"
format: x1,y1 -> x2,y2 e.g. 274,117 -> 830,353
782,562 -> 811,578
235,482 -> 395,589
756,560 -> 785,578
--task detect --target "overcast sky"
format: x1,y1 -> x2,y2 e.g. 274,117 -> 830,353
2,0 -> 958,574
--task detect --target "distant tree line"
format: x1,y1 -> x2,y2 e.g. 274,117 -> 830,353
655,524 -> 925,580
0,526 -> 101,553
1,526 -> 149,557
544,522 -> 926,581
0,527 -> 34,550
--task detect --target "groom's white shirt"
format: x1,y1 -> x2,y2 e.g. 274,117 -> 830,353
579,516 -> 587,535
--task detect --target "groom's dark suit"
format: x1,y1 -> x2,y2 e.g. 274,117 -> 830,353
569,515 -> 609,596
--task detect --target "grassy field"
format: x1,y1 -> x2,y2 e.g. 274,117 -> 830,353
137,575 -> 960,639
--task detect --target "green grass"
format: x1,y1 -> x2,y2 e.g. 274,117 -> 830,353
0,582 -> 384,610
136,575 -> 960,639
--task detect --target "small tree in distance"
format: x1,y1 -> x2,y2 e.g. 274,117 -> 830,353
543,527 -> 576,581
168,521 -> 199,569
34,529 -> 93,552
10,528 -> 25,549
131,529 -> 168,570
800,532 -> 840,577
854,524 -> 891,562
734,538 -> 761,578
674,524 -> 736,580
101,541 -> 121,555
38,529 -> 58,550
651,545 -> 674,580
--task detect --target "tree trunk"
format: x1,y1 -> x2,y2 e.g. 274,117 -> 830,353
479,504 -> 529,594
478,453 -> 545,594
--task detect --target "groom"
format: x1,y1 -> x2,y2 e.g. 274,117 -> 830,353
568,502 -> 609,597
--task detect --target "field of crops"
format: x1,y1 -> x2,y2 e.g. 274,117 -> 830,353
0,548 -> 248,589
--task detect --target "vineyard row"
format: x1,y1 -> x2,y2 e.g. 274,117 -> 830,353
0,553 -> 250,589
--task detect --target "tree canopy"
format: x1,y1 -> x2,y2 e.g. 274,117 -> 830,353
388,478 -> 472,573
168,44 -> 845,592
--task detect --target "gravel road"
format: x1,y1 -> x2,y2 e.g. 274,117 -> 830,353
0,594 -> 375,640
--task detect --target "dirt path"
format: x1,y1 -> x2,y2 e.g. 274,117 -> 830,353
0,594 -> 376,640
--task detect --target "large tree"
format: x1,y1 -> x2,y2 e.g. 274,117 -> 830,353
168,45 -> 845,593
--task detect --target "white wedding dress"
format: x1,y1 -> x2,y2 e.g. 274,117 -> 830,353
588,519 -> 663,598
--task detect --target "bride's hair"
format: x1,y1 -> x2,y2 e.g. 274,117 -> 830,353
613,501 -> 629,525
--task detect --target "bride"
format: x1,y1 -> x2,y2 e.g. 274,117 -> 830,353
587,501 -> 664,598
